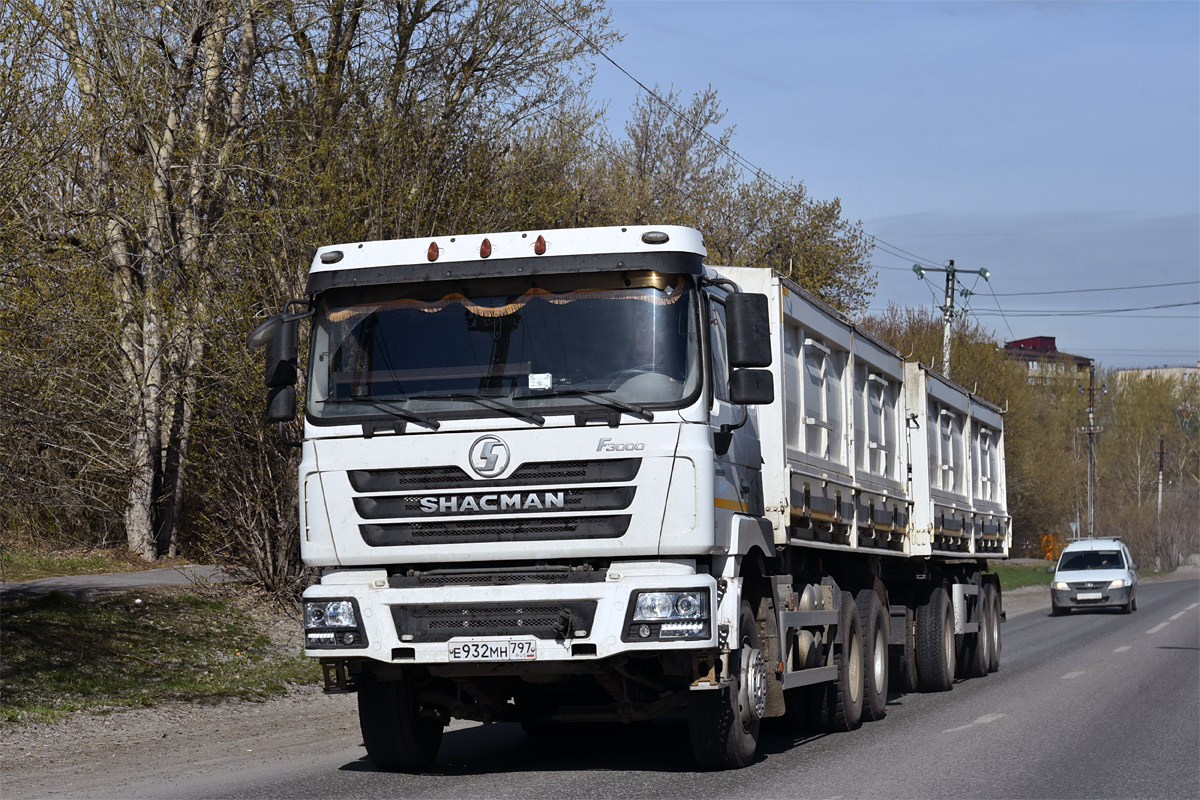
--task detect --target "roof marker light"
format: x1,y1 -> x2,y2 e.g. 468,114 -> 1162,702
641,230 -> 670,245
534,235 -> 547,255
427,242 -> 439,262
480,238 -> 492,258
320,250 -> 343,264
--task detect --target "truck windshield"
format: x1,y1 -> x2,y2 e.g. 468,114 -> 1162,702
307,271 -> 701,423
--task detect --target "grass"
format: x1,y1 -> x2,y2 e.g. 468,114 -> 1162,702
988,561 -> 1054,591
0,543 -> 190,583
0,588 -> 320,726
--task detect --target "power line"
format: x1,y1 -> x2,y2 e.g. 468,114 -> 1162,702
992,280 -> 1199,297
534,0 -> 949,270
971,300 -> 1199,317
984,281 -> 1016,341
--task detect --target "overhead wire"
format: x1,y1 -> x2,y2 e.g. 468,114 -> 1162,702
534,0 -> 949,270
991,280 -> 1199,297
537,0 -> 1197,348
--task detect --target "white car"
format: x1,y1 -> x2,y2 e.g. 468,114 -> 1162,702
1050,538 -> 1139,615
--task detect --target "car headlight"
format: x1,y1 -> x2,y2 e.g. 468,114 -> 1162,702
1108,579 -> 1128,589
1053,581 -> 1069,591
625,590 -> 711,642
305,600 -> 357,629
633,591 -> 708,621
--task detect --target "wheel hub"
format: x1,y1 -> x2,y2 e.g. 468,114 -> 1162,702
739,644 -> 767,724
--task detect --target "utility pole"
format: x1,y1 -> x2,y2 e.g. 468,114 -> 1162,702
1156,433 -> 1165,569
1078,363 -> 1104,539
912,261 -> 991,380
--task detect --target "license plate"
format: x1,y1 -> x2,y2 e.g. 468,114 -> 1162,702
1076,592 -> 1102,600
448,640 -> 537,661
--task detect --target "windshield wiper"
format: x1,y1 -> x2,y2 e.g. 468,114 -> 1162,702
321,397 -> 440,431
515,388 -> 654,422
408,392 -> 545,426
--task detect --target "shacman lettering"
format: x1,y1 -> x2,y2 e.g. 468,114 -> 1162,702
418,492 -> 565,514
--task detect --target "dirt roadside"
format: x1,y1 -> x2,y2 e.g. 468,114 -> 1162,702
2,568 -> 1195,799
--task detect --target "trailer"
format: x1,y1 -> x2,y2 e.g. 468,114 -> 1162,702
250,224 -> 1010,770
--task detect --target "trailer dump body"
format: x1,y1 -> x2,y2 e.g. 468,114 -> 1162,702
252,225 -> 1009,772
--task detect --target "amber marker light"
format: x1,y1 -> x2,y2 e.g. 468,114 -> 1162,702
480,238 -> 492,258
534,235 -> 547,255
427,242 -> 439,262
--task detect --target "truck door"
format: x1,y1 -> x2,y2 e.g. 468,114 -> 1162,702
707,292 -> 764,518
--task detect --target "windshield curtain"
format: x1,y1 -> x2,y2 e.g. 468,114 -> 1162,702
307,271 -> 701,422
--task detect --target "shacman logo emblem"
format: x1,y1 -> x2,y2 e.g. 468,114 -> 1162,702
468,435 -> 509,478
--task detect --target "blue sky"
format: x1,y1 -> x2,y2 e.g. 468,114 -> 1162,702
589,0 -> 1200,368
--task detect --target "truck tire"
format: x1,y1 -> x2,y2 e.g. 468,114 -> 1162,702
984,583 -> 1001,673
357,673 -> 443,773
811,592 -> 864,732
855,587 -> 888,721
916,584 -> 955,692
888,605 -> 919,694
689,601 -> 764,769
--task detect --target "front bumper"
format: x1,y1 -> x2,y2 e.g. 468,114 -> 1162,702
1052,584 -> 1133,609
302,572 -> 720,665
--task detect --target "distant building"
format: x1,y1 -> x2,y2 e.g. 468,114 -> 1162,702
1113,362 -> 1200,385
1004,336 -> 1092,383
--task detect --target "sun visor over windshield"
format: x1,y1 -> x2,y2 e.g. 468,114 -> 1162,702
305,251 -> 704,295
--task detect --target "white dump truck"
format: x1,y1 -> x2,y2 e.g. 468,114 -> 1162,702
250,224 -> 1010,771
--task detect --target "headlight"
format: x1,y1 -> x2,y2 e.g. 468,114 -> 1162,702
1108,579 -> 1128,589
634,591 -> 708,621
305,600 -> 357,629
1053,581 -> 1069,591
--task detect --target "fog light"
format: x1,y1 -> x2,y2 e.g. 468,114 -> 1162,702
638,624 -> 652,639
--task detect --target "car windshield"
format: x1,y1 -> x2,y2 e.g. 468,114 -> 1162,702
1058,550 -> 1124,571
307,271 -> 701,422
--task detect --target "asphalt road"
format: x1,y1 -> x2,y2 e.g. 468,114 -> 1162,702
86,574 -> 1197,800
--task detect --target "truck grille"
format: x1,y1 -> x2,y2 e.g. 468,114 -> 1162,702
349,459 -> 641,492
351,458 -> 641,547
360,515 -> 630,546
392,601 -> 598,641
355,486 -> 636,519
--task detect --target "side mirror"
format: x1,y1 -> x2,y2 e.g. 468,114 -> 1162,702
729,368 -> 774,405
266,386 -> 297,422
1130,563 -> 1139,571
726,293 -> 772,368
248,313 -> 299,388
1045,565 -> 1055,573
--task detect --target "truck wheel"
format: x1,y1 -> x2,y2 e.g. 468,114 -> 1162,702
357,673 -> 444,773
984,584 -> 1001,673
916,584 -> 955,692
688,601 -> 764,769
888,605 -> 919,694
811,592 -> 864,731
855,588 -> 888,721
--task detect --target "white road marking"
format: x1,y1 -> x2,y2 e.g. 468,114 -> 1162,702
943,713 -> 1007,733
1062,671 -> 1086,679
1113,646 -> 1131,653
1169,606 -> 1195,621
1147,622 -> 1169,634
